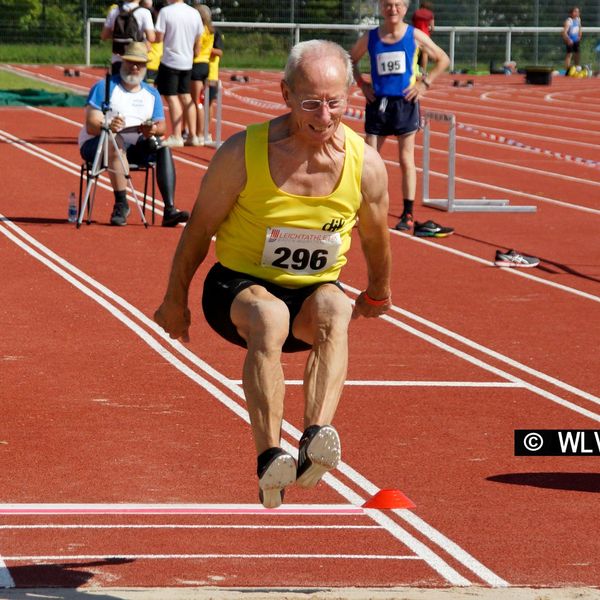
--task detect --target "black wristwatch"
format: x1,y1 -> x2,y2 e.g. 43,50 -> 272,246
421,77 -> 431,89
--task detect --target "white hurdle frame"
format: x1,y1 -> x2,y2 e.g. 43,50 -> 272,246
421,110 -> 537,213
202,79 -> 223,149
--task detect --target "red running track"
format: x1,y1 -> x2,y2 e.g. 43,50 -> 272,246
0,65 -> 599,592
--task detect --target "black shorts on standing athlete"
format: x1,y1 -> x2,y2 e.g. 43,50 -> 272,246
365,96 -> 420,137
202,263 -> 343,353
156,63 -> 192,96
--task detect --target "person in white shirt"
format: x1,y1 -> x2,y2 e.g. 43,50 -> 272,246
101,0 -> 156,75
155,0 -> 204,147
79,42 -> 189,227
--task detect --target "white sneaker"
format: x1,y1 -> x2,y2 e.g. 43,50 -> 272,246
494,249 -> 540,268
161,135 -> 184,148
184,135 -> 203,147
203,133 -> 213,144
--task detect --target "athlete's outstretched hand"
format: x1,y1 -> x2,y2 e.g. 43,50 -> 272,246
154,300 -> 191,343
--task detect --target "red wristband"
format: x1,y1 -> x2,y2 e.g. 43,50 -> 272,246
363,292 -> 390,306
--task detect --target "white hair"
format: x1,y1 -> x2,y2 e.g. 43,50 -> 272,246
380,0 -> 410,7
283,40 -> 354,90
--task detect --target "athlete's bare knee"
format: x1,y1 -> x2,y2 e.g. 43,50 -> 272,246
306,288 -> 352,341
244,298 -> 289,350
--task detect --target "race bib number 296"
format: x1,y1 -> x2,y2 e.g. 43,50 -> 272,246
261,227 -> 341,275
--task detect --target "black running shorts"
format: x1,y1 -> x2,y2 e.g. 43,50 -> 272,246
201,263 -> 343,353
80,136 -> 155,164
365,96 -> 420,137
566,41 -> 580,54
191,62 -> 209,82
156,63 -> 192,96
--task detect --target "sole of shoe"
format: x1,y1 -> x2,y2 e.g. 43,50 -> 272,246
258,453 -> 296,509
494,260 -> 539,268
296,426 -> 341,489
414,230 -> 454,238
161,212 -> 189,227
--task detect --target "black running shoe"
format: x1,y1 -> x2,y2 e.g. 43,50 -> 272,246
162,208 -> 190,228
494,249 -> 540,268
110,202 -> 130,226
296,425 -> 341,489
257,447 -> 296,509
413,220 -> 454,238
394,213 -> 414,232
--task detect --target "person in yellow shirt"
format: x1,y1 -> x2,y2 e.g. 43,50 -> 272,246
145,39 -> 163,84
205,26 -> 223,142
141,0 -> 161,84
191,4 -> 215,143
154,40 -> 392,509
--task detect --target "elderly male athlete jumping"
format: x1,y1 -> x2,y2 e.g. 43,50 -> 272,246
154,40 -> 392,508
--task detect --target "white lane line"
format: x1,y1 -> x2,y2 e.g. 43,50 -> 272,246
464,94 -> 600,121
454,119 -> 600,152
391,511 -> 510,589
230,380 -> 523,388
0,219 -> 474,587
1,553 -> 421,561
0,129 -> 167,219
0,503 -> 363,516
374,309 -> 600,422
424,97 -> 600,138
0,524 -> 381,530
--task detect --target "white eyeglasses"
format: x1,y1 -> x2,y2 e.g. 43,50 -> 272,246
299,98 -> 347,112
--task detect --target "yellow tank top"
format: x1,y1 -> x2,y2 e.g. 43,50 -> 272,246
147,41 -> 163,71
193,29 -> 214,64
215,121 -> 364,288
208,54 -> 220,80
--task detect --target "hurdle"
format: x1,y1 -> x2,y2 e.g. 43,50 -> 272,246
421,110 -> 537,212
202,79 -> 223,149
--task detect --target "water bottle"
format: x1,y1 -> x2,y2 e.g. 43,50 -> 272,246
67,192 -> 77,223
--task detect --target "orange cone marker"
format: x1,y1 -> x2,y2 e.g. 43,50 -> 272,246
362,489 -> 416,509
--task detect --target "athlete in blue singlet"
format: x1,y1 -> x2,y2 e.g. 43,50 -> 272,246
563,7 -> 582,72
350,0 -> 453,237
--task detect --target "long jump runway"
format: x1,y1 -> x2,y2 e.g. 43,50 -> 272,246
0,66 -> 599,596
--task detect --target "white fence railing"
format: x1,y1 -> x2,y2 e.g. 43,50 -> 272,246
85,19 -> 600,70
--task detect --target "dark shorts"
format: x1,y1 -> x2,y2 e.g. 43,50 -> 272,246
208,81 -> 219,103
365,96 -> 420,137
80,135 -> 156,165
192,62 -> 209,82
201,263 -> 343,353
145,69 -> 158,84
156,63 -> 192,96
566,41 -> 580,54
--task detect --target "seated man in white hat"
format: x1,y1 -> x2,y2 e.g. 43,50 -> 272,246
78,41 -> 188,227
